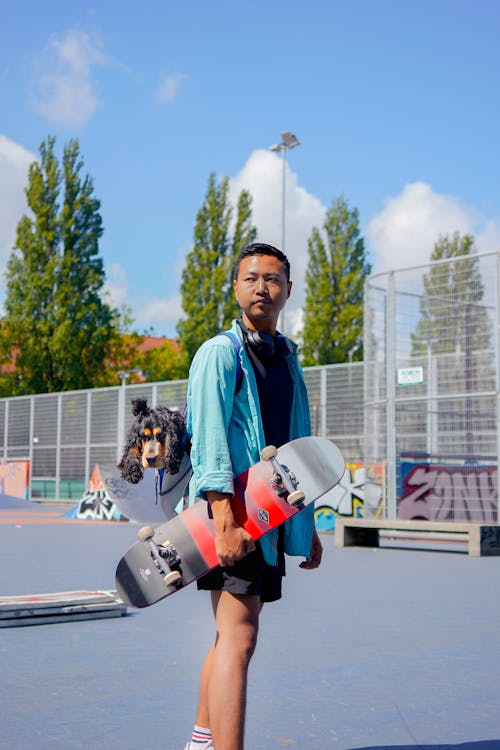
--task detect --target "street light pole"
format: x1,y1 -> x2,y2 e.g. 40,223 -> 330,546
281,144 -> 286,254
269,130 -> 300,335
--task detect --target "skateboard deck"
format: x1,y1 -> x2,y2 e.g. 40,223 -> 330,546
101,454 -> 193,523
115,436 -> 344,609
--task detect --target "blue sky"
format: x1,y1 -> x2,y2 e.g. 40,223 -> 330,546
1,0 -> 499,336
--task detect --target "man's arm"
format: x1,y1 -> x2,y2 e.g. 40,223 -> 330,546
207,491 -> 256,567
299,528 -> 323,570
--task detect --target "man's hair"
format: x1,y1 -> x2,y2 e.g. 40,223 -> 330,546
233,242 -> 291,282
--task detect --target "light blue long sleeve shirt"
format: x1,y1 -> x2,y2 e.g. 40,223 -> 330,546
186,319 -> 314,566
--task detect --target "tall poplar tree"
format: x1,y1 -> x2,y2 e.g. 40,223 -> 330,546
301,196 -> 371,365
1,136 -> 120,395
177,173 -> 256,361
411,232 -> 491,356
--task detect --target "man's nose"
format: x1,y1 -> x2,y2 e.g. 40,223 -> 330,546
255,278 -> 268,293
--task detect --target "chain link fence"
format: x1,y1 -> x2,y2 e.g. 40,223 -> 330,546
0,363 -> 363,502
6,251 -> 493,518
364,251 -> 499,522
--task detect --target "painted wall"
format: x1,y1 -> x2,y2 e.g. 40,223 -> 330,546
0,461 -> 29,499
398,462 -> 498,522
314,463 -> 384,531
65,465 -> 129,521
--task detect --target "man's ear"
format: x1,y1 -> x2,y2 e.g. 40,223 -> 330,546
287,280 -> 292,299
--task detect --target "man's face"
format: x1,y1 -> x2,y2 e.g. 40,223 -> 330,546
233,254 -> 291,332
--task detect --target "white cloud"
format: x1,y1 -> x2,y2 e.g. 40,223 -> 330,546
477,218 -> 500,254
32,30 -> 109,128
228,149 -> 326,331
0,135 -> 35,259
0,135 -> 35,311
155,72 -> 188,102
366,182 -> 486,273
136,296 -> 182,330
103,263 -> 129,309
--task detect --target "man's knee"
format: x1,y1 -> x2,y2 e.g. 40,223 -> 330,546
214,591 -> 260,655
223,620 -> 258,667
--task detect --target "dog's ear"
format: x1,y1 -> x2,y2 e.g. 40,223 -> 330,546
117,416 -> 146,484
131,398 -> 149,417
164,408 -> 188,474
118,449 -> 144,484
172,409 -> 187,434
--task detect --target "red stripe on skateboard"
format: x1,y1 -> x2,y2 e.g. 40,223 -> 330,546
181,507 -> 219,569
233,469 -> 296,540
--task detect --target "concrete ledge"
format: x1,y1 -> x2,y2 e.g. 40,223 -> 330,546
334,518 -> 500,557
0,589 -> 127,627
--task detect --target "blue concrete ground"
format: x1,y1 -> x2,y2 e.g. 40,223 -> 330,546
0,507 -> 499,750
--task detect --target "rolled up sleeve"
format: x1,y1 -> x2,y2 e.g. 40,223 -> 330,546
187,339 -> 239,498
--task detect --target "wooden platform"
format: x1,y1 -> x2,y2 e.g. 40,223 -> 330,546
0,589 -> 127,627
334,518 -> 500,556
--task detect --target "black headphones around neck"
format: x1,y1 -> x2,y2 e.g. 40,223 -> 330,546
237,318 -> 289,359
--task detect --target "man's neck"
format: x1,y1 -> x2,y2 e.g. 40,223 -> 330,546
241,313 -> 277,336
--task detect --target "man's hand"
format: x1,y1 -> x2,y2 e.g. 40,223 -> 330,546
207,491 -> 256,567
299,529 -> 323,570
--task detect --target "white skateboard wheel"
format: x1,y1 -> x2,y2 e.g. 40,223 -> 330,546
137,525 -> 155,542
261,445 -> 278,461
287,490 -> 305,507
163,570 -> 182,587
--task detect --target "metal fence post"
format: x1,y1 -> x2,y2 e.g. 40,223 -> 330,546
320,366 -> 327,438
55,393 -> 62,502
28,397 -> 34,500
85,391 -> 91,486
496,252 -> 500,522
3,400 -> 8,461
386,271 -> 397,519
117,383 -> 125,465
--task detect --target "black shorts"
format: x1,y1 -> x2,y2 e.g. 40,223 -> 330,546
197,539 -> 286,603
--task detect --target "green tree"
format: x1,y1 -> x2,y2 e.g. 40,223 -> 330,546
1,136 -> 120,395
411,232 -> 491,356
177,173 -> 256,361
301,196 -> 371,365
139,340 -> 189,382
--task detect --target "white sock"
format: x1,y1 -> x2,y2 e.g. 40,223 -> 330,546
189,725 -> 213,748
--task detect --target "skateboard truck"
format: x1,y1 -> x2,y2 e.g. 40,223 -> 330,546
137,526 -> 182,588
260,445 -> 305,507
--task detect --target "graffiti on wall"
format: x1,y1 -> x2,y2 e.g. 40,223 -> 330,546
314,463 -> 384,531
398,462 -> 498,522
0,461 -> 29,499
65,465 -> 130,521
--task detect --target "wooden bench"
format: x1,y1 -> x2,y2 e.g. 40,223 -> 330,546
334,518 -> 500,557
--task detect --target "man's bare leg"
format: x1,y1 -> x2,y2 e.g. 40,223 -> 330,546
194,642 -> 214,729
195,590 -> 260,750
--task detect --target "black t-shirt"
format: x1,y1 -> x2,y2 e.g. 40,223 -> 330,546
245,339 -> 294,448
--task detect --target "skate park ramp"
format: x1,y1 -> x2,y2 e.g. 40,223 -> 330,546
65,454 -> 192,523
0,493 -> 33,510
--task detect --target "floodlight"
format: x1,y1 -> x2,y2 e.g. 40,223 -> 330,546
280,131 -> 300,149
265,130 -> 301,335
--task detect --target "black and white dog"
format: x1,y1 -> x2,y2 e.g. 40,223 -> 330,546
118,398 -> 186,484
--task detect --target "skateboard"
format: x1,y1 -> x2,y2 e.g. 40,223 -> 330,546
115,436 -> 344,609
102,454 -> 193,523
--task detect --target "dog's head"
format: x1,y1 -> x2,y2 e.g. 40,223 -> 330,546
118,397 -> 186,484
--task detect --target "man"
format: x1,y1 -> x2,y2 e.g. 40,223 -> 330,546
184,243 -> 322,750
